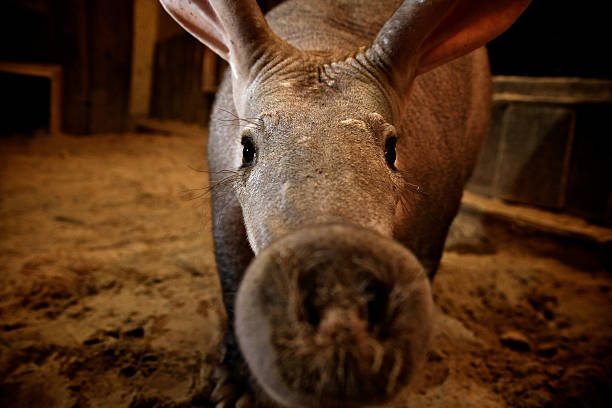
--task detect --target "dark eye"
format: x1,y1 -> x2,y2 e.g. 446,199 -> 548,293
384,137 -> 397,170
241,136 -> 256,167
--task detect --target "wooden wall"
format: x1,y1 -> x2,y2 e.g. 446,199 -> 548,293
1,0 -> 133,134
469,1 -> 612,226
56,0 -> 133,134
150,34 -> 213,125
468,78 -> 612,226
148,0 -> 278,125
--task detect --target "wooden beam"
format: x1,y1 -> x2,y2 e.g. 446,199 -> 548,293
201,47 -> 218,93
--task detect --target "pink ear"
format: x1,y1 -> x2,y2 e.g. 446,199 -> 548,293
159,0 -> 291,114
417,0 -> 531,74
158,0 -> 284,81
158,0 -> 229,61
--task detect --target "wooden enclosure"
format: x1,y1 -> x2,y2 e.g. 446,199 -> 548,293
468,77 -> 612,225
0,0 -> 610,225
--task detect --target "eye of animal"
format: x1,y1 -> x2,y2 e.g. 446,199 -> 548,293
384,136 -> 397,170
241,136 -> 256,167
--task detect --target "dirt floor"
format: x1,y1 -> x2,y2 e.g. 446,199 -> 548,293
0,129 -> 610,408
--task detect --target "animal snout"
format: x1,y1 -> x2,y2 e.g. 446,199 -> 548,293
303,280 -> 389,334
235,224 -> 434,408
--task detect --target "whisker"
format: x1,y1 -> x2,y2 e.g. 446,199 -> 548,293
208,175 -> 240,191
187,165 -> 238,175
396,170 -> 429,196
215,118 -> 247,123
217,107 -> 259,121
217,108 -> 261,127
214,122 -> 257,131
215,118 -> 249,125
215,121 -> 248,126
404,181 -> 427,195
180,174 -> 239,201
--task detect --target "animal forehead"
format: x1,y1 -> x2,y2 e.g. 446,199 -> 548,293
248,66 -> 394,115
254,108 -> 389,134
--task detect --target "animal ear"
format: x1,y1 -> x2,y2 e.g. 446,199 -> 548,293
416,0 -> 531,74
367,0 -> 530,92
158,0 -> 284,95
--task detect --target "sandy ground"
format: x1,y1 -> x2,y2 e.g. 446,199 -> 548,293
0,130 -> 610,408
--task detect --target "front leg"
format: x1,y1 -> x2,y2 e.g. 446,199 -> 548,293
210,184 -> 258,407
211,183 -> 253,334
210,190 -> 285,408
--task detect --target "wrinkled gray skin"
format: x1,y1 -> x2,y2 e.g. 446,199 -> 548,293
208,2 -> 488,406
159,0 -> 528,406
209,1 -> 487,407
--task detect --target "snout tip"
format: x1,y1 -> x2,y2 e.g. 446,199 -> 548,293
235,224 -> 433,408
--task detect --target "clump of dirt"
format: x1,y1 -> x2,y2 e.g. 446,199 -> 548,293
1,130 -> 610,407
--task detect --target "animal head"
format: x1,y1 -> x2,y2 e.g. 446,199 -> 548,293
160,0 -> 529,252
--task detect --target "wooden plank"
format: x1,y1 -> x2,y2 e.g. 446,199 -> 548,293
201,47 -> 218,93
195,61 -> 212,127
494,103 -> 575,209
193,44 -> 210,126
87,0 -> 133,133
151,39 -> 167,119
49,0 -> 89,134
129,0 -> 159,116
467,101 -> 507,196
493,76 -> 612,105
0,62 -> 61,78
151,33 -> 215,125
462,191 -> 612,245
49,69 -> 62,134
167,35 -> 184,120
565,103 -> 612,225
182,36 -> 197,123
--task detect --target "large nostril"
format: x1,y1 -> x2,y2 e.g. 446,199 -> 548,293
365,280 -> 390,328
298,275 -> 391,331
303,296 -> 321,327
297,272 -> 322,327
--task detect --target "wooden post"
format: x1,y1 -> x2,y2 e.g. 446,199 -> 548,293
201,47 -> 218,93
49,68 -> 62,135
